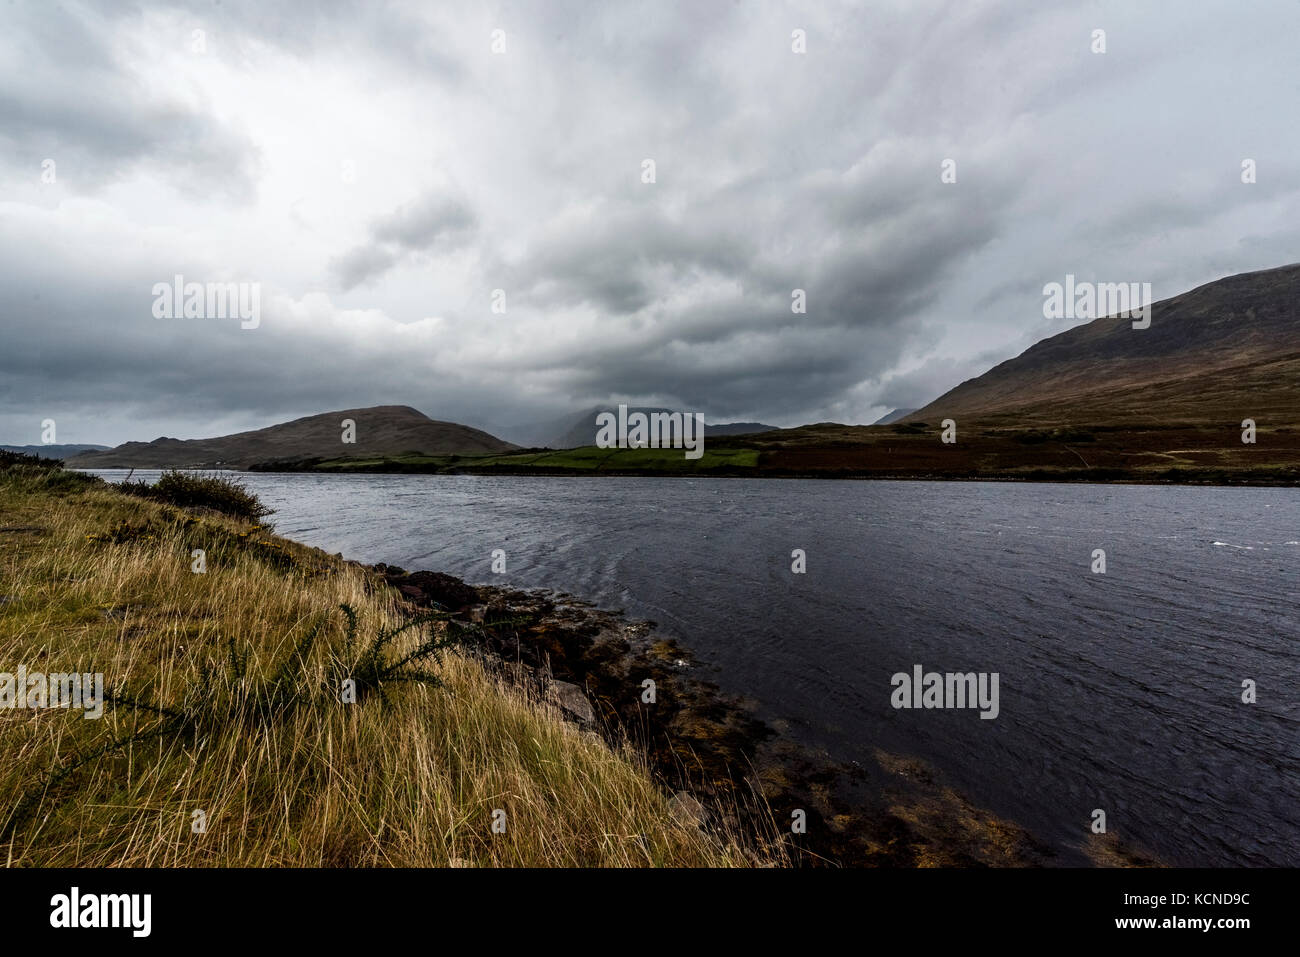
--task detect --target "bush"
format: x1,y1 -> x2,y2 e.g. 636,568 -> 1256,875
119,470 -> 272,522
0,450 -> 102,495
0,449 -> 61,470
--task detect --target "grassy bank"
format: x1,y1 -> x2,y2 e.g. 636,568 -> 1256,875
0,456 -> 769,866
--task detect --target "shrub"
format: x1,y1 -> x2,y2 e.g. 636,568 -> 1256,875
0,449 -> 61,470
119,470 -> 271,522
0,451 -> 102,494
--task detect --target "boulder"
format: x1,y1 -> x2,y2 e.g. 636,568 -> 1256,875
546,679 -> 595,725
404,571 -> 479,609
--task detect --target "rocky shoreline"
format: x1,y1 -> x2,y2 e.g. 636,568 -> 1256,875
364,562 -> 1158,867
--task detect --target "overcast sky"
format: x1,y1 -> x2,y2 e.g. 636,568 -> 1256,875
2,0 -> 1298,446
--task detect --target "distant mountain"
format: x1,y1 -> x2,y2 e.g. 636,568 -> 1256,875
1,444 -> 110,459
906,263 -> 1300,426
549,407 -> 777,449
871,408 -> 917,425
65,406 -> 517,469
710,421 -> 780,437
487,410 -> 594,449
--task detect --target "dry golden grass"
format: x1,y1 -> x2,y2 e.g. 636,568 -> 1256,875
0,467 -> 767,867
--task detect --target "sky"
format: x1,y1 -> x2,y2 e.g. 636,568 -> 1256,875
2,0 -> 1299,446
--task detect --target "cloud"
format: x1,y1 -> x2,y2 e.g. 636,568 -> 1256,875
0,2 -> 261,200
331,192 -> 478,289
2,0 -> 1299,444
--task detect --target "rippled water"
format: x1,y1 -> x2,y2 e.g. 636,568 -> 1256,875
90,471 -> 1300,866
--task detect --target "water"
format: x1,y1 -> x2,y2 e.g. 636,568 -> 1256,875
88,471 -> 1300,866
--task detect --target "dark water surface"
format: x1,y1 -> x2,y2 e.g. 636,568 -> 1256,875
90,471 -> 1300,866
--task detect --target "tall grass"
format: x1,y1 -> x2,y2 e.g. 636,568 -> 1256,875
0,465 -> 771,866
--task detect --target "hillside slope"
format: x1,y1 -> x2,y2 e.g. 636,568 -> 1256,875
0,456 -> 755,867
907,263 -> 1300,426
66,406 -> 516,469
871,408 -> 918,425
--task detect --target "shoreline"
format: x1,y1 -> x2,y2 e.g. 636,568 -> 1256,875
364,560 -> 1159,867
6,456 -> 1169,866
86,465 -> 1300,489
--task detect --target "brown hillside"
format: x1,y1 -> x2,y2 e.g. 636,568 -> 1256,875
66,405 -> 517,469
907,263 -> 1300,426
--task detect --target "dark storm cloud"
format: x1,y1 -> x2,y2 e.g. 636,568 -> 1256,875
333,193 -> 478,289
330,246 -> 403,292
2,0 -> 1299,444
501,204 -> 759,314
0,246 -> 516,444
495,140 -> 1017,419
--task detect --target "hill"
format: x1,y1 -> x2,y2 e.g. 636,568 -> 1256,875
88,264 -> 1300,484
723,264 -> 1300,483
871,409 -> 917,425
65,406 -> 516,470
906,263 -> 1300,427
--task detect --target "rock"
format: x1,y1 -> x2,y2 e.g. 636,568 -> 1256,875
403,571 -> 479,609
668,791 -> 708,828
398,584 -> 425,600
546,679 -> 595,725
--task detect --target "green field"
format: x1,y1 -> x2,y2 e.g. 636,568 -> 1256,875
308,445 -> 762,474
